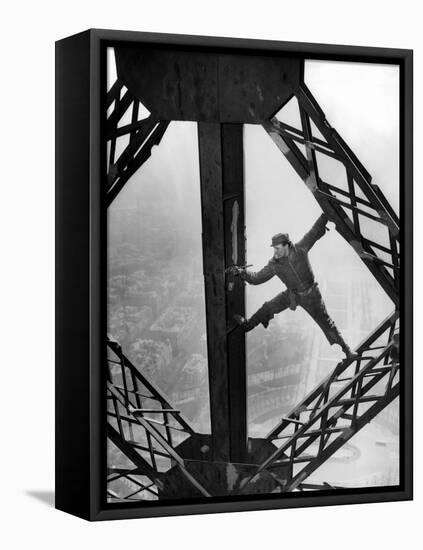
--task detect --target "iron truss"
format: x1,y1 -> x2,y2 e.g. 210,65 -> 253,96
263,83 -> 399,306
106,79 -> 170,206
233,311 -> 399,495
105,76 -> 400,498
106,338 -> 211,501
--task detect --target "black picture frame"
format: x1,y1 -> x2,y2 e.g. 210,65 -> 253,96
55,28 -> 413,521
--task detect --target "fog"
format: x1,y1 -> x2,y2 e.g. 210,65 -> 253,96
107,50 -> 399,489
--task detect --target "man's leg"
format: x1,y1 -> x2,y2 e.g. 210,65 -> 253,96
300,285 -> 357,359
234,290 -> 290,332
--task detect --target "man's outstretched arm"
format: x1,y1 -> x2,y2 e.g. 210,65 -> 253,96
239,261 -> 276,285
296,213 -> 329,252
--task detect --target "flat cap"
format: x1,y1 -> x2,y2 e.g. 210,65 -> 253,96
270,233 -> 290,247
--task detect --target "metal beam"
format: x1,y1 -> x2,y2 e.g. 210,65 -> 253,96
198,122 -> 248,463
263,115 -> 399,305
233,311 -> 399,494
107,423 -> 162,487
222,123 -> 247,463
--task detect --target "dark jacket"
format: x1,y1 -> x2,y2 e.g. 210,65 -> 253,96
242,213 -> 329,292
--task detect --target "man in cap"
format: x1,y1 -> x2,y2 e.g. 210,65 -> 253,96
233,213 -> 356,360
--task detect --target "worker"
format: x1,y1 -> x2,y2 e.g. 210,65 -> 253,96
232,213 -> 357,360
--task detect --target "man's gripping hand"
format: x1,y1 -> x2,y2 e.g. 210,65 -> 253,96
226,265 -> 246,276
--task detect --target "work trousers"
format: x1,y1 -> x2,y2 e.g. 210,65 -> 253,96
249,283 -> 345,346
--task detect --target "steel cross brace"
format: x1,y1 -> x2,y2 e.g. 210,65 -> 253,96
253,81 -> 401,492
106,79 -> 170,206
106,339 -> 212,499
107,380 -> 211,498
233,311 -> 399,495
263,84 -> 400,306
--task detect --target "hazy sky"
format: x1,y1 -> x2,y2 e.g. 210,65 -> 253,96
306,60 -> 399,215
107,52 -> 400,485
108,51 -> 399,353
244,60 -> 398,324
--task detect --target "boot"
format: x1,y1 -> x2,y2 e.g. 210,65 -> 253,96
339,342 -> 359,362
327,324 -> 358,362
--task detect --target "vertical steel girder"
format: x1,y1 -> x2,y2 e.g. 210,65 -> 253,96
197,123 -> 248,463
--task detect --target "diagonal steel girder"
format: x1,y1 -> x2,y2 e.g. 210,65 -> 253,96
263,84 -> 399,306
233,311 -> 399,495
106,339 -> 213,500
256,81 -> 401,491
106,79 -> 170,207
108,382 -> 211,497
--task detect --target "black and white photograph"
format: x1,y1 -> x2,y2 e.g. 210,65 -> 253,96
4,0 -> 420,547
105,41 -> 403,503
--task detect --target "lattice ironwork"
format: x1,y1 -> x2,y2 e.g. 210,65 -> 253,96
106,464 -> 160,502
234,311 -> 399,494
106,79 -> 170,206
105,62 -> 401,496
263,84 -> 400,306
106,338 -> 211,500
